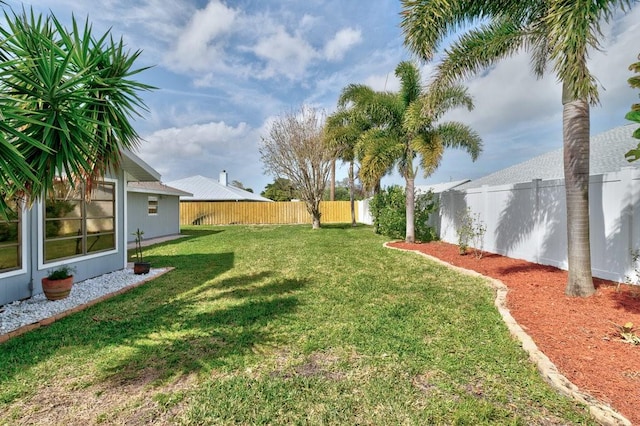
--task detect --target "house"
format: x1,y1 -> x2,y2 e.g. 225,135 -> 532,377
453,124 -> 639,190
127,181 -> 192,242
0,150 -> 185,306
166,171 -> 272,202
435,124 -> 640,282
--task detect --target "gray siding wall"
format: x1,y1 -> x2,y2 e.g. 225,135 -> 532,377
0,171 -> 127,306
126,192 -> 181,242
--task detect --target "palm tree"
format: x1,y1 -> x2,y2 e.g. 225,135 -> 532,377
325,84 -> 383,225
325,110 -> 358,226
0,9 -> 153,217
401,0 -> 632,296
356,61 -> 481,243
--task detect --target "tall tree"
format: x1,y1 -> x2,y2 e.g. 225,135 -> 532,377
401,0 -> 632,296
625,53 -> 640,162
261,178 -> 298,201
325,85 -> 376,226
336,84 -> 400,194
0,8 -> 153,217
260,106 -> 334,229
355,61 -> 481,243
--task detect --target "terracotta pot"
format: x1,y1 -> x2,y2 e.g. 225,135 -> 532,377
41,276 -> 74,301
134,262 -> 151,275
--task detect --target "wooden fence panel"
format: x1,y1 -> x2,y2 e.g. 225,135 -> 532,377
180,201 -> 359,225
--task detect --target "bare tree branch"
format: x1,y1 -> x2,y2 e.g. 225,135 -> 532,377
260,106 -> 335,229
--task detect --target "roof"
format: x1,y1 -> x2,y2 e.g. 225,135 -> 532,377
416,179 -> 470,194
121,149 -> 161,182
460,124 -> 640,190
127,181 -> 192,197
166,175 -> 272,202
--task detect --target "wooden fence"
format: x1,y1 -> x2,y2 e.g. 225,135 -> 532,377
180,201 -> 359,225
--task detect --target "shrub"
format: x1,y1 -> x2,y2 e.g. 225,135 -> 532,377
415,191 -> 439,242
369,185 -> 438,241
456,207 -> 486,258
369,186 -> 405,239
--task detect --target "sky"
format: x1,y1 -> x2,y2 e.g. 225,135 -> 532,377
5,0 -> 640,194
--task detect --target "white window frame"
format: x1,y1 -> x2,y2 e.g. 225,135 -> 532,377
148,195 -> 159,216
38,177 -> 119,270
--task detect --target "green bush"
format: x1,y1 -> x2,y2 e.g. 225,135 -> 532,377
415,191 -> 439,242
369,185 -> 438,241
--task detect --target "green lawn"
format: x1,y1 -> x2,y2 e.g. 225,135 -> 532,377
0,225 -> 594,425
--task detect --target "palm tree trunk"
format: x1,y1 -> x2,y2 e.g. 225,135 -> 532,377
330,158 -> 336,201
348,161 -> 356,226
562,86 -> 595,297
405,174 -> 415,243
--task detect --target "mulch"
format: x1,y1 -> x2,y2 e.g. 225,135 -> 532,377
389,240 -> 640,425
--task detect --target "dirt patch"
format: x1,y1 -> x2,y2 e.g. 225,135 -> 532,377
269,350 -> 346,381
389,241 -> 640,425
4,369 -> 197,425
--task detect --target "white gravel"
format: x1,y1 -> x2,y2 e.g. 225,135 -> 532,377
0,268 -> 167,335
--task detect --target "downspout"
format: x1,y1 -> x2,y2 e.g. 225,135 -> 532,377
28,202 -> 34,297
123,172 -> 129,269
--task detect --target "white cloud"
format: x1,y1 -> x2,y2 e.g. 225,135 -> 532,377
164,1 -> 237,73
250,26 -> 318,80
139,121 -> 264,187
363,73 -> 400,92
299,14 -> 318,31
323,27 -> 362,61
445,52 -> 562,136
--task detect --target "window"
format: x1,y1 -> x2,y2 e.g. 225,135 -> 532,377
148,196 -> 158,215
44,180 -> 115,262
0,200 -> 21,273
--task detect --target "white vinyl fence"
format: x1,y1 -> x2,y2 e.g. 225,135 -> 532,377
356,198 -> 374,225
434,167 -> 640,282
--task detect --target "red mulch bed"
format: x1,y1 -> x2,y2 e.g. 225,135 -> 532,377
389,241 -> 640,425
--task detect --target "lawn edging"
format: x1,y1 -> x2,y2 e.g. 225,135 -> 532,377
0,267 -> 175,345
384,242 -> 631,426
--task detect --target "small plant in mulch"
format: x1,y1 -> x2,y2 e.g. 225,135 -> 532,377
611,321 -> 640,346
620,250 -> 640,298
456,207 -> 486,258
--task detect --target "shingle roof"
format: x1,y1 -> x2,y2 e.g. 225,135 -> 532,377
166,175 -> 272,202
460,124 -> 640,189
127,181 -> 192,197
416,179 -> 470,194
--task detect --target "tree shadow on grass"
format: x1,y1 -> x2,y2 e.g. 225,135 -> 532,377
321,223 -> 362,230
98,277 -> 306,384
180,228 -> 226,238
0,253 -> 230,384
0,260 -> 307,401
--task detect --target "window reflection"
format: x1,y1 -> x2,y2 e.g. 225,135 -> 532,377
0,199 -> 21,272
44,181 -> 115,262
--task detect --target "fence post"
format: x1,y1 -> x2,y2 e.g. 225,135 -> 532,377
533,179 -> 541,264
621,167 -> 636,277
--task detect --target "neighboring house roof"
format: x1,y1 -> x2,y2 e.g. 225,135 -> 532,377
416,179 -> 470,194
127,181 -> 192,197
459,124 -> 640,190
166,175 -> 272,202
121,149 -> 161,182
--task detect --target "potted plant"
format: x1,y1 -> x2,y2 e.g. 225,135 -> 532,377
132,228 -> 151,275
42,265 -> 76,300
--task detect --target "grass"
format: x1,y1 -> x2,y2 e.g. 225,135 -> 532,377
0,224 -> 594,425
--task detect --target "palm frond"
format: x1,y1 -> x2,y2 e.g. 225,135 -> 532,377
0,7 -> 155,212
436,18 -> 528,88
